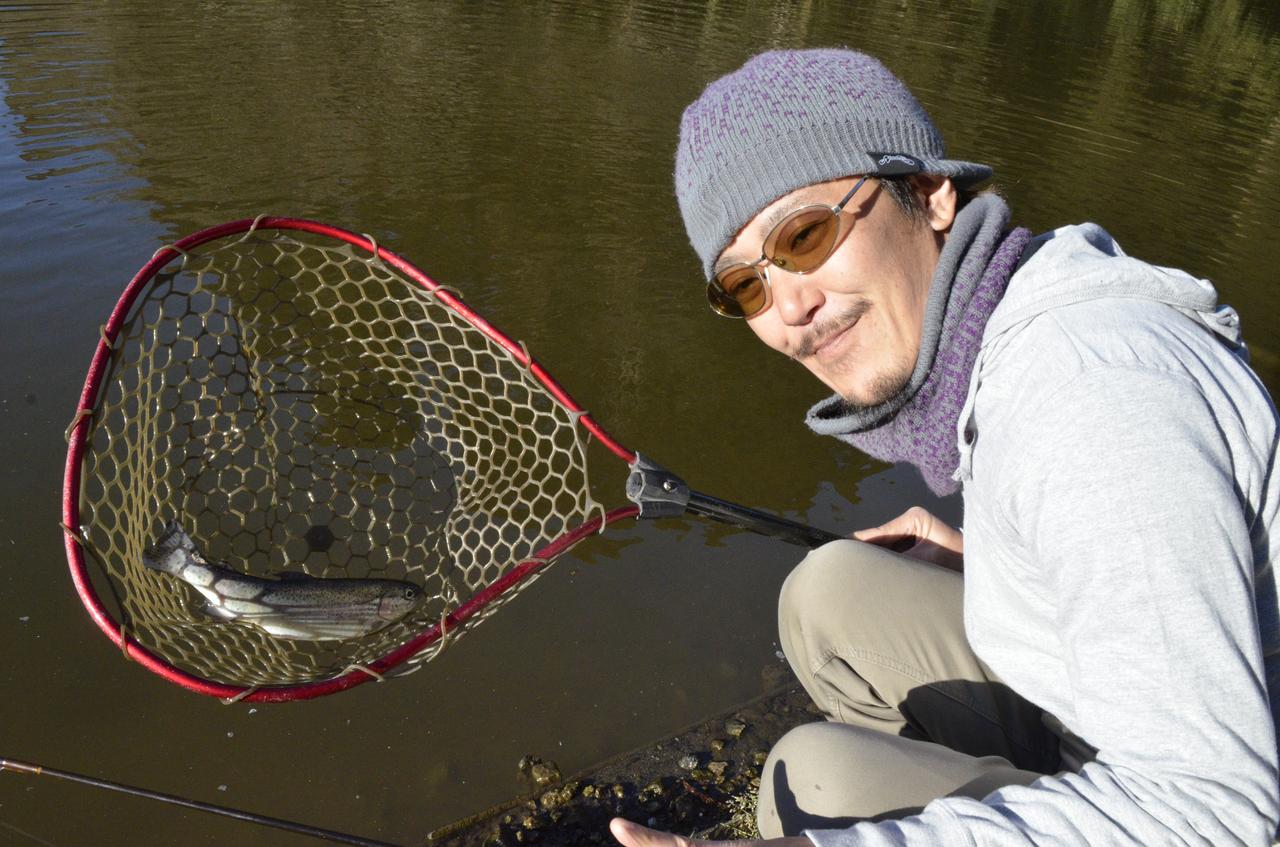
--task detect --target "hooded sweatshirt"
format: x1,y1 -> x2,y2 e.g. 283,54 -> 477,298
807,224 -> 1280,846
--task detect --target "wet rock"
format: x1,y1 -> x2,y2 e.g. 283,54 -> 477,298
443,686 -> 817,845
539,782 -> 578,811
639,779 -> 666,801
677,754 -> 699,771
534,764 -> 561,785
761,662 -> 791,690
304,524 -> 335,552
517,755 -> 562,787
672,793 -> 699,820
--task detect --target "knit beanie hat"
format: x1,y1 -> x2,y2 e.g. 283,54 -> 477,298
675,49 -> 992,279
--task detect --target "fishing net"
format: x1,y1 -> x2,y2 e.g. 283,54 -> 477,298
69,222 -> 605,690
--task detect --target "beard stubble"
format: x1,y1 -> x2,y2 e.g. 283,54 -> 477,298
792,299 -> 913,410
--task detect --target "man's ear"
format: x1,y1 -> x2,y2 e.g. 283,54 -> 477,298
914,175 -> 958,232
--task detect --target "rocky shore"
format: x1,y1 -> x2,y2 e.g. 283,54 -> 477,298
428,684 -> 819,845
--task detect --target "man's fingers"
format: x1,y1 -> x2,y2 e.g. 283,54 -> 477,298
853,511 -> 925,547
610,817 -> 687,847
853,530 -> 918,553
853,507 -> 964,570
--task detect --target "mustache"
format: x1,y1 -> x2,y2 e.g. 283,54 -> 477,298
792,300 -> 871,359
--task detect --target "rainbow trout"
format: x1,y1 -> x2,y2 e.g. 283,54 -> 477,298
142,521 -> 423,641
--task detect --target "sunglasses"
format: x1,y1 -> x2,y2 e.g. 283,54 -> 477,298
707,175 -> 870,319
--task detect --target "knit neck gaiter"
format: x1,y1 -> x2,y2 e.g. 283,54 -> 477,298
805,193 -> 1030,495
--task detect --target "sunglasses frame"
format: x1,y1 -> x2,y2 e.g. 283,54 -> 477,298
707,175 -> 870,319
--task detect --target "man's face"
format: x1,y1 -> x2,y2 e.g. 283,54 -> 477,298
714,176 -> 955,405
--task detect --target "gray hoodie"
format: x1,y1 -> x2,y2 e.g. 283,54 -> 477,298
808,224 -> 1280,846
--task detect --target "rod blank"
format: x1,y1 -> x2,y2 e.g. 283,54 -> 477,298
0,757 -> 401,847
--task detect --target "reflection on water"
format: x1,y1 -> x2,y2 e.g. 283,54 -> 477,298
1,1 -> 1278,843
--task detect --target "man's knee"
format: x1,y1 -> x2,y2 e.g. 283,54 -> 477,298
756,721 -> 897,837
779,539 -> 897,642
756,719 -> 1036,837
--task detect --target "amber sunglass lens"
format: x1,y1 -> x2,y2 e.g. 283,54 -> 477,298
769,207 -> 839,272
711,267 -> 768,318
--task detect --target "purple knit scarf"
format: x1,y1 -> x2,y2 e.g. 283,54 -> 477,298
805,194 -> 1030,495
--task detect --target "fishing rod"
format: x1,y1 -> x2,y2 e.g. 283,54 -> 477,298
0,757 -> 402,847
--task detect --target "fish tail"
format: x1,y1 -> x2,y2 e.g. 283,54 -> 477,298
141,519 -> 198,575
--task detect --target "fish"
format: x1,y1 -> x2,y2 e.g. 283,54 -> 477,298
141,520 -> 424,641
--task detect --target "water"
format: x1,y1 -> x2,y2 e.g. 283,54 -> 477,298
1,1 -> 1277,844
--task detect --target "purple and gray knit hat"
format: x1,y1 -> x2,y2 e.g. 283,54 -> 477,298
675,49 -> 992,279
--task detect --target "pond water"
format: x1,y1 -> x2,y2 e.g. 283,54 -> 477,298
1,1 -> 1278,844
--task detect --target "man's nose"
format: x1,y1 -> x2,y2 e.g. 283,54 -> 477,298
770,269 -> 824,326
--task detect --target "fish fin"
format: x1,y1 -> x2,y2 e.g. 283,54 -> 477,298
259,624 -> 314,640
239,607 -> 396,641
254,616 -> 351,640
275,571 -> 312,581
201,599 -> 236,620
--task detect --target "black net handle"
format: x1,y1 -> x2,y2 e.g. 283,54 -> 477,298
684,490 -> 843,548
625,453 -> 842,548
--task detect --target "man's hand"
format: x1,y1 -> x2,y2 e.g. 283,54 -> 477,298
609,817 -> 810,847
853,506 -> 964,571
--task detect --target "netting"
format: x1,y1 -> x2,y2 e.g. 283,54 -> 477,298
71,224 -> 603,688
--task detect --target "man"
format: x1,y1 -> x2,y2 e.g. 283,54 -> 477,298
610,49 -> 1280,846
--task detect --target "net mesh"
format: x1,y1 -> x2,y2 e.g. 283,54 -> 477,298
75,228 -> 599,687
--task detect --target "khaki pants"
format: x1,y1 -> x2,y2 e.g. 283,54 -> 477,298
758,540 -> 1070,837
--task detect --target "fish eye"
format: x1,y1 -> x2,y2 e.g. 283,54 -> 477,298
404,587 -> 417,600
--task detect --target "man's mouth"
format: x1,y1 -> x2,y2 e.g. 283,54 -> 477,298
811,322 -> 857,361
794,302 -> 870,361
